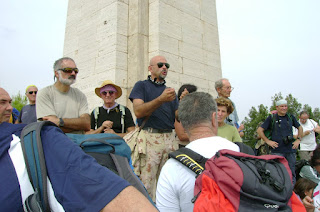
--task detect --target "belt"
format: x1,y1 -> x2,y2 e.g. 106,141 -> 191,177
142,127 -> 173,133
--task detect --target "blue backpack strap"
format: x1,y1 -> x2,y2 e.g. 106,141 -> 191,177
20,121 -> 57,212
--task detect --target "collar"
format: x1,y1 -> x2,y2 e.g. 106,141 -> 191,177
103,103 -> 119,113
147,75 -> 166,85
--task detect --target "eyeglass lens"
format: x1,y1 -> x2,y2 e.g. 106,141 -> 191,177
102,91 -> 115,95
28,91 -> 37,95
157,62 -> 170,69
59,68 -> 79,74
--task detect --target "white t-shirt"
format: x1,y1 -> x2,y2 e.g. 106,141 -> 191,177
156,136 -> 240,212
293,119 -> 318,151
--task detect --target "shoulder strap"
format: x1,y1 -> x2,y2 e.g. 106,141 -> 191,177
110,154 -> 150,199
20,121 -> 56,212
93,107 -> 100,130
235,142 -> 255,155
119,105 -> 126,133
169,147 -> 208,176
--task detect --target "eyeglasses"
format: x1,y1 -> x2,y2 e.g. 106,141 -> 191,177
101,91 -> 115,96
58,68 -> 79,74
28,91 -> 37,95
222,86 -> 234,91
153,62 -> 170,69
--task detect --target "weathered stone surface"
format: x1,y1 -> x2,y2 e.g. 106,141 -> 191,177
64,0 -> 222,113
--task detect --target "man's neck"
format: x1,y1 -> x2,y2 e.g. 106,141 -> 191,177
188,126 -> 215,142
54,81 -> 70,93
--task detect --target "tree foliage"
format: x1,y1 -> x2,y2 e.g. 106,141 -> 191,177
11,91 -> 27,112
243,92 -> 320,147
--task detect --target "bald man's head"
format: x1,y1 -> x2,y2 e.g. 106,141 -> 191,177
0,88 -> 13,123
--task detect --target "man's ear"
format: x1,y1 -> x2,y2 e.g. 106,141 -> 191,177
212,111 -> 218,127
211,112 -> 218,135
54,71 -> 59,79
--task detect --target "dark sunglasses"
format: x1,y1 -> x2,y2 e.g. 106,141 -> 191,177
154,62 -> 170,69
101,91 -> 115,96
28,91 -> 37,95
58,68 -> 79,74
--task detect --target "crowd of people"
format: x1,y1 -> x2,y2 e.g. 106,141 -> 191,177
1,55 -> 320,211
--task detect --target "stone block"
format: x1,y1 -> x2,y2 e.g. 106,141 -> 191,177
179,42 -> 204,63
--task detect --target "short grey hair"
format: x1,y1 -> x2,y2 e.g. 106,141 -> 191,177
178,92 -> 217,131
215,78 -> 229,91
53,57 -> 75,71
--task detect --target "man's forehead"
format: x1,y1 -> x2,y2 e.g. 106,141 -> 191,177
222,80 -> 230,86
151,56 -> 167,64
61,59 -> 76,67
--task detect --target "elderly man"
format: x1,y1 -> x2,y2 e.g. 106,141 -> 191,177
156,92 -> 240,211
0,87 -> 157,211
215,78 -> 244,137
87,80 -> 135,137
36,57 -> 90,134
257,99 -> 303,184
127,55 -> 179,200
16,85 -> 38,124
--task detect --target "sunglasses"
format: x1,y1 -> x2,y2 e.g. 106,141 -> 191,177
154,62 -> 170,69
101,91 -> 116,96
58,68 -> 79,74
28,91 -> 37,95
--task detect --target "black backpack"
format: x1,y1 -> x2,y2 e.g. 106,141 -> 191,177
169,142 -> 255,176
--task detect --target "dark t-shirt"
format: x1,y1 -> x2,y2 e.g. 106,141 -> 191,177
90,105 -> 135,133
0,122 -> 130,211
129,80 -> 178,129
261,113 -> 300,153
18,104 -> 37,124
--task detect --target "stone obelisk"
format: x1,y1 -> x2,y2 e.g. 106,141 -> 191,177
63,0 -> 222,111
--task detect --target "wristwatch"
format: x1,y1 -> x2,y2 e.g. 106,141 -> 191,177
297,137 -> 302,140
59,118 -> 64,127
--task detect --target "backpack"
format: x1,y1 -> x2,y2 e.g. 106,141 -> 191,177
295,159 -> 310,182
93,105 -> 126,133
20,121 -> 152,211
193,150 -> 305,212
255,113 -> 293,156
169,142 -> 255,177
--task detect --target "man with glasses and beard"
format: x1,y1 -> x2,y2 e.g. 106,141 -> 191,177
126,55 -> 179,200
36,57 -> 90,134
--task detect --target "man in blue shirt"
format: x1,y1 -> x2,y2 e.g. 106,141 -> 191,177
257,99 -> 303,184
127,55 -> 179,200
0,87 -> 156,212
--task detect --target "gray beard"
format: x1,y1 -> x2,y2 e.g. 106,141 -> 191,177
58,71 -> 76,85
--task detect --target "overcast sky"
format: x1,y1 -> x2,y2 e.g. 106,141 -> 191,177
1,0 -> 319,122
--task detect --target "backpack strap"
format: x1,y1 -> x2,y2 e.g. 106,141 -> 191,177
20,121 -> 56,212
169,147 -> 208,176
110,153 -> 151,199
93,107 -> 100,130
119,105 -> 126,133
235,142 -> 255,155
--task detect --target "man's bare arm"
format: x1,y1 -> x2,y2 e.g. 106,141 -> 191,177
101,186 -> 157,212
133,88 -> 176,118
257,126 -> 279,149
42,113 -> 90,132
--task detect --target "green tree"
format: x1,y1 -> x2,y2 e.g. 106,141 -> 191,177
270,93 -> 301,118
243,104 -> 269,147
243,92 -> 319,148
12,91 -> 27,111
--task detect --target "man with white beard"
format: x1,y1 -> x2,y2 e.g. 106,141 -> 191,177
36,57 -> 90,134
